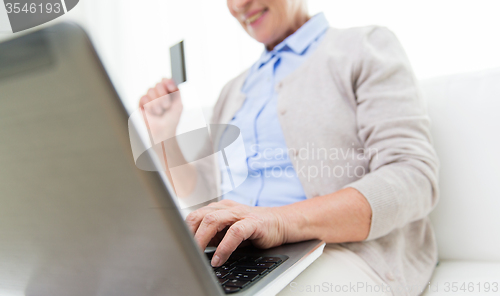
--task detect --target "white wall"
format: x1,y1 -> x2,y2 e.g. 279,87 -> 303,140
3,0 -> 500,113
308,0 -> 500,83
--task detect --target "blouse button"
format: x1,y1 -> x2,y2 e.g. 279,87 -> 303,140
385,272 -> 395,281
280,109 -> 287,115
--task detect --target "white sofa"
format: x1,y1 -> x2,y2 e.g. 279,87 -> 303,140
420,68 -> 500,295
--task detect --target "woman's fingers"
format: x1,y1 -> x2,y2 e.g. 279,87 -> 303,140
139,95 -> 151,110
162,78 -> 178,93
138,78 -> 181,117
207,230 -> 226,247
184,200 -> 263,267
146,88 -> 163,115
139,94 -> 158,125
155,82 -> 167,97
193,210 -> 239,252
155,83 -> 172,110
185,204 -> 227,234
211,220 -> 256,267
162,79 -> 178,109
146,87 -> 158,100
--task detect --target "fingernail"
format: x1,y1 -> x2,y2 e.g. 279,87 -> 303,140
211,255 -> 221,267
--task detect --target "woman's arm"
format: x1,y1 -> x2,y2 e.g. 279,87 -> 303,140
274,188 -> 371,243
347,26 -> 439,240
139,78 -> 197,197
186,188 -> 371,267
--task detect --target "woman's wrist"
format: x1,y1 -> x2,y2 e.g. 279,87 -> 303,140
270,202 -> 313,244
270,188 -> 372,244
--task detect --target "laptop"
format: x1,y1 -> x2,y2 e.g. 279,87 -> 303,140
0,22 -> 325,296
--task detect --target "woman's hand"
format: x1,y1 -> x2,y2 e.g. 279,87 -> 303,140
185,199 -> 288,267
184,188 -> 372,268
139,78 -> 183,141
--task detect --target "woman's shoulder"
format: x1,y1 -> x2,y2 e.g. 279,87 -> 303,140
327,24 -> 396,38
309,25 -> 405,75
322,25 -> 399,52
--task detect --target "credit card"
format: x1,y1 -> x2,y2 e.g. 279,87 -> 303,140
170,40 -> 186,86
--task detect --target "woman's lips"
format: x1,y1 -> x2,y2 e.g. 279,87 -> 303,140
244,9 -> 268,26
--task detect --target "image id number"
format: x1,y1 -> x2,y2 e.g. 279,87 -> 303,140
5,3 -> 62,14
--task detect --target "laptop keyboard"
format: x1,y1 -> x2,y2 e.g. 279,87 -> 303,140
206,252 -> 288,294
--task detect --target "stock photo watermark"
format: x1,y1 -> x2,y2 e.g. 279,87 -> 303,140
247,143 -> 379,181
287,281 -> 499,294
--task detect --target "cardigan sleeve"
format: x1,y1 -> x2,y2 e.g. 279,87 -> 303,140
345,26 -> 439,240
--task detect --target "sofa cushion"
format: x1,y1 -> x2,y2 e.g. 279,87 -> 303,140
420,68 -> 500,261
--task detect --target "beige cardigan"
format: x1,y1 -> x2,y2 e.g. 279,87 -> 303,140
192,25 -> 439,296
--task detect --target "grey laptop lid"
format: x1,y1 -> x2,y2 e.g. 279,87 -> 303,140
0,22 -> 222,296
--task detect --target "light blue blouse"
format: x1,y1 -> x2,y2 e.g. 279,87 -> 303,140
219,13 -> 329,207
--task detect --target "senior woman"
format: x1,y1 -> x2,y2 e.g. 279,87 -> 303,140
139,0 -> 439,295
